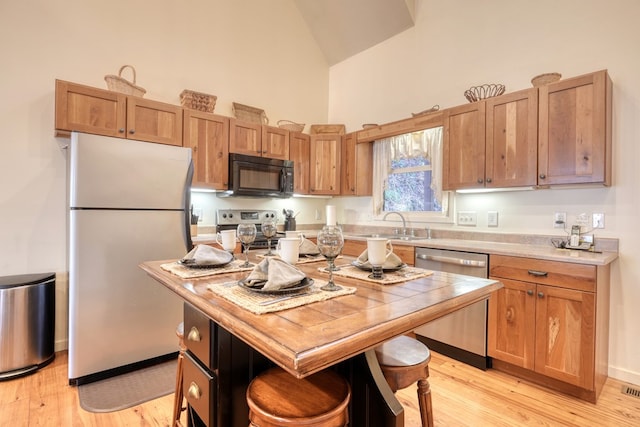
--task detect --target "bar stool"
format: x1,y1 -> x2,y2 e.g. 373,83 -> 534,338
246,367 -> 351,427
172,322 -> 187,427
375,335 -> 434,427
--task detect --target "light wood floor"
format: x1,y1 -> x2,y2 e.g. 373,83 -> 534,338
1,350 -> 638,426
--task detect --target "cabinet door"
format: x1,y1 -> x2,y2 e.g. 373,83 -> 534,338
261,125 -> 289,160
443,102 -> 486,190
485,88 -> 538,188
488,278 -> 536,369
341,133 -> 373,196
538,70 -> 612,185
126,97 -> 183,146
55,80 -> 126,138
534,284 -> 595,389
289,132 -> 310,194
309,134 -> 341,195
229,119 -> 262,156
183,111 -> 229,190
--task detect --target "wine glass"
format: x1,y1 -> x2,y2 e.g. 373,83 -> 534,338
237,223 -> 257,268
316,225 -> 344,291
261,218 -> 277,256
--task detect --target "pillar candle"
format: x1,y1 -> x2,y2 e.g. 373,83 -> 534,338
326,205 -> 336,226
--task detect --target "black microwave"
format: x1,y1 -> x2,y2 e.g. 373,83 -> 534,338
221,153 -> 294,198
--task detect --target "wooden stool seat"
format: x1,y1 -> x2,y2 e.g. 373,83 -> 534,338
375,335 -> 434,427
247,367 -> 351,427
172,322 -> 187,427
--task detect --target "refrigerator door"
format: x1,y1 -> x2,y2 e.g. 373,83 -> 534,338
68,209 -> 185,381
69,132 -> 191,210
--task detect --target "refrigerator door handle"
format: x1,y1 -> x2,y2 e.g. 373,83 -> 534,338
184,160 -> 195,251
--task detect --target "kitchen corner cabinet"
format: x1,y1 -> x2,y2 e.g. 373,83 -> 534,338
341,132 -> 373,196
289,131 -> 310,194
183,111 -> 229,190
55,79 -> 183,146
538,70 -> 612,186
309,134 -> 341,195
488,254 -> 610,403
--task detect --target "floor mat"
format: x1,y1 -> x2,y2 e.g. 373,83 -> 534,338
78,359 -> 177,413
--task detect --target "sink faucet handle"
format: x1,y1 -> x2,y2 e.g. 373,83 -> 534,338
425,226 -> 432,239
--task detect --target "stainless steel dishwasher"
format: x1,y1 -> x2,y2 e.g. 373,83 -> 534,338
414,247 -> 490,369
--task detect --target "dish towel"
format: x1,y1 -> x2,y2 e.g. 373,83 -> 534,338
244,257 -> 306,291
356,249 -> 404,269
181,244 -> 233,266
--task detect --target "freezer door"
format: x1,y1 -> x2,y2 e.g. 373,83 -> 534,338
68,209 -> 185,381
69,132 -> 191,210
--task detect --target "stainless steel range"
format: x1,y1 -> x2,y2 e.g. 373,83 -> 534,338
216,209 -> 281,248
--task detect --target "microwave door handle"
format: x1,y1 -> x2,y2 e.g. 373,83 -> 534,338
280,168 -> 285,190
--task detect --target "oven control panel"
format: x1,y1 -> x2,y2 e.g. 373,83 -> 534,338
216,209 -> 278,226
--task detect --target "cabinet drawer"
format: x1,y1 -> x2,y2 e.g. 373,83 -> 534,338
183,351 -> 216,427
184,303 -> 214,369
490,254 -> 596,292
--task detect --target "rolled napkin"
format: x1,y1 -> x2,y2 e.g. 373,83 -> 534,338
181,244 -> 234,266
356,249 -> 404,269
244,257 -> 306,291
299,238 -> 319,255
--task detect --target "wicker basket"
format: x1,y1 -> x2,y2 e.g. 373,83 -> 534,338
104,65 -> 146,97
411,104 -> 440,117
232,102 -> 269,125
531,72 -> 562,87
277,120 -> 305,132
180,89 -> 217,113
309,124 -> 346,135
464,84 -> 505,103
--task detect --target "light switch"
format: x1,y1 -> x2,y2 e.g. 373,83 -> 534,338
487,211 -> 498,227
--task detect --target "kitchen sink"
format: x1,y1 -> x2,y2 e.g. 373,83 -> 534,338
348,233 -> 427,241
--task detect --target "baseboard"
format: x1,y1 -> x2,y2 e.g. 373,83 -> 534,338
609,365 -> 640,387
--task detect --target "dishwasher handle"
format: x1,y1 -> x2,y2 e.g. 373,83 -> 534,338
416,253 -> 487,268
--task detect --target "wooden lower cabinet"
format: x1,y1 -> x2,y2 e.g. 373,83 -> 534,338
488,254 -> 609,402
342,239 -> 414,266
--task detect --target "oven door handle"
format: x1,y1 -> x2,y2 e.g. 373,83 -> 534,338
416,254 -> 487,268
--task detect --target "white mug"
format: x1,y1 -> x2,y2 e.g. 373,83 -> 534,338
216,229 -> 237,252
285,231 -> 305,246
367,238 -> 393,266
277,237 -> 301,264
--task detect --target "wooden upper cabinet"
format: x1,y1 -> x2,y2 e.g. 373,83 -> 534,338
341,132 -> 373,196
538,70 -> 612,186
183,110 -> 229,190
126,97 -> 183,146
485,88 -> 538,188
55,80 -> 126,138
229,119 -> 262,156
309,134 -> 341,195
443,101 -> 486,190
55,79 -> 183,146
289,131 -> 310,194
261,125 -> 289,160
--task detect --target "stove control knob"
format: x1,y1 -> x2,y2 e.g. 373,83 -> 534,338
228,213 -> 234,219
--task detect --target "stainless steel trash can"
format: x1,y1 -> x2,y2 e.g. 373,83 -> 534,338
0,273 -> 55,380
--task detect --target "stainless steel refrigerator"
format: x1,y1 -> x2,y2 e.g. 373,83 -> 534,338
67,132 -> 193,385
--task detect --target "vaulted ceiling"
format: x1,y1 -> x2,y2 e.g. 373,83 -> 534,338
294,0 -> 415,65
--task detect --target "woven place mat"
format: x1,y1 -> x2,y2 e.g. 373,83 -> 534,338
206,280 -> 356,314
318,265 -> 433,285
257,253 -> 326,264
161,259 -> 254,279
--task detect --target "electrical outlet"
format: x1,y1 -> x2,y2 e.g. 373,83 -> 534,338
554,212 -> 566,228
457,211 -> 477,226
315,209 -> 321,220
593,213 -> 605,228
487,211 -> 499,227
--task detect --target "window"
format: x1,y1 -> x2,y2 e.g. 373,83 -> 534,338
372,127 -> 451,221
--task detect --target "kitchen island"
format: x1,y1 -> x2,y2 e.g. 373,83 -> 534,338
140,255 -> 502,427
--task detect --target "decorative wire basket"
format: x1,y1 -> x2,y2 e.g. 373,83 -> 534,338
180,89 -> 217,113
531,73 -> 562,87
464,84 -> 505,103
277,120 -> 305,132
104,65 -> 146,97
232,102 -> 269,124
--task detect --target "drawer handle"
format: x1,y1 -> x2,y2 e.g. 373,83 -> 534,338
187,326 -> 201,342
188,382 -> 202,400
527,270 -> 548,277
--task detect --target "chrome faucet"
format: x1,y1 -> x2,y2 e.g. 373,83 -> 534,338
383,211 -> 407,236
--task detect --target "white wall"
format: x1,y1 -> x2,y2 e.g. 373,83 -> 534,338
328,0 -> 640,384
0,0 -> 328,352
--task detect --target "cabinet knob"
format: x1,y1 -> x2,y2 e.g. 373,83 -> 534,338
187,326 -> 201,342
537,291 -> 544,298
486,178 -> 492,183
539,174 -> 546,180
118,128 -> 125,133
129,129 -> 135,134
527,289 -> 534,296
477,178 -> 483,184
187,382 -> 202,400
